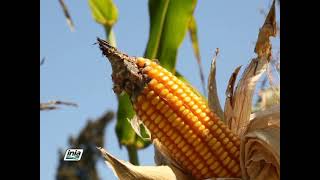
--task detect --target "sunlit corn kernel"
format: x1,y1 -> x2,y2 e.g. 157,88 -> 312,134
199,112 -> 206,118
161,75 -> 169,82
155,83 -> 164,92
212,141 -> 221,150
159,89 -> 169,97
174,100 -> 183,108
158,72 -> 164,78
180,93 -> 187,98
184,96 -> 191,103
191,104 -> 199,111
195,109 -> 202,115
150,61 -> 158,67
148,69 -> 159,78
176,89 -> 183,95
167,80 -> 174,86
194,121 -> 202,128
165,93 -> 173,101
151,96 -> 160,105
174,136 -> 182,144
182,109 -> 190,117
189,101 -> 195,107
171,84 -> 178,90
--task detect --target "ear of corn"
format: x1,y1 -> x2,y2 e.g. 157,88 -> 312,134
133,58 -> 241,179
98,39 -> 241,179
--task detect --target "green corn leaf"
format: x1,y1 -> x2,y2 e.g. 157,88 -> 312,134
145,0 -> 197,73
88,0 -> 118,27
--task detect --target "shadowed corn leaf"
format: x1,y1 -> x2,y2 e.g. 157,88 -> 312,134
144,0 -> 197,73
188,15 -> 206,95
224,0 -> 277,136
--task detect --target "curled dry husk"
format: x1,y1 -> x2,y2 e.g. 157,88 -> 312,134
96,1 -> 279,179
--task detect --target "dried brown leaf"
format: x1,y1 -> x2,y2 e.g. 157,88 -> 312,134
224,0 -> 277,136
58,0 -> 75,32
97,146 -> 192,180
224,65 -> 242,128
208,48 -> 224,121
40,100 -> 78,111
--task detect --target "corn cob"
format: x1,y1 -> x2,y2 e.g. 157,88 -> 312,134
97,38 -> 241,179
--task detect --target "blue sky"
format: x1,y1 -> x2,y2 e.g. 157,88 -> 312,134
40,0 -> 279,179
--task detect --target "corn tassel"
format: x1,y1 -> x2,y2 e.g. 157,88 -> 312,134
98,38 -> 241,179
